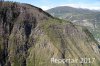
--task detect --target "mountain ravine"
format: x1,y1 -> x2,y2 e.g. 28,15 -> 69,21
46,6 -> 100,43
0,2 -> 100,66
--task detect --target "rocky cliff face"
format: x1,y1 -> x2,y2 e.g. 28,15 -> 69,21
0,2 -> 100,66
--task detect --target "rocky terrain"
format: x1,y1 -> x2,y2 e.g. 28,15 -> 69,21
0,2 -> 100,66
47,6 -> 100,42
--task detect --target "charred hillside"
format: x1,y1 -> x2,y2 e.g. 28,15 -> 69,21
0,2 -> 100,66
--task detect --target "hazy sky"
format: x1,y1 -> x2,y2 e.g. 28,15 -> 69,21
5,0 -> 100,10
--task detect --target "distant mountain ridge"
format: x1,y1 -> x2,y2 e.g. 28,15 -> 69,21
46,6 -> 100,16
47,6 -> 100,42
